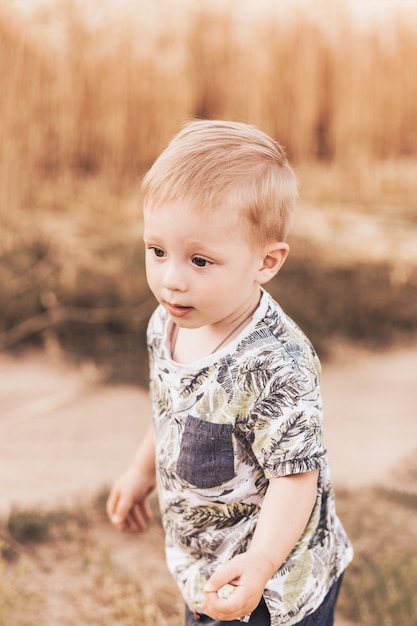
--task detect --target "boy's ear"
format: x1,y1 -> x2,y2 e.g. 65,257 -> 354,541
256,242 -> 289,285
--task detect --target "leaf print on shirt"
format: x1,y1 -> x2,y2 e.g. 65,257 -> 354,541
283,551 -> 314,612
193,385 -> 229,420
284,342 -> 303,364
151,376 -> 173,420
237,368 -> 304,449
256,411 -> 326,475
253,369 -> 304,421
262,308 -> 286,338
183,502 -> 259,530
179,366 -> 213,396
239,353 -> 283,397
216,355 -> 240,400
275,411 -> 323,457
158,467 -> 184,495
237,326 -> 273,352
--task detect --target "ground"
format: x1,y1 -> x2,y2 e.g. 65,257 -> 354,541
2,344 -> 416,513
1,345 -> 417,626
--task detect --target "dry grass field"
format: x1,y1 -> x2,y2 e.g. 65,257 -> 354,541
1,482 -> 417,626
1,0 -> 416,382
1,1 -> 417,624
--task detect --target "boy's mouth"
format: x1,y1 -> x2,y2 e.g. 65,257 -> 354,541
166,303 -> 193,318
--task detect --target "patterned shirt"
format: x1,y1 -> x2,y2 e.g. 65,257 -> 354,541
147,289 -> 353,625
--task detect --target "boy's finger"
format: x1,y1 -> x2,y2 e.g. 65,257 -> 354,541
131,503 -> 151,531
106,489 -> 119,519
110,495 -> 133,527
204,563 -> 241,593
143,497 -> 154,521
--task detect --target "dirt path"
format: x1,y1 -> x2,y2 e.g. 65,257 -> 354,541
1,345 -> 416,515
321,343 -> 417,489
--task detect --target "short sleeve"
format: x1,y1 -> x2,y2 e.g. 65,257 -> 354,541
236,354 -> 327,478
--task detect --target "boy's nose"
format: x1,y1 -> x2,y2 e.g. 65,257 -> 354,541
161,263 -> 187,292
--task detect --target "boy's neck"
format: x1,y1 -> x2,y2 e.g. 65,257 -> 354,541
170,298 -> 261,365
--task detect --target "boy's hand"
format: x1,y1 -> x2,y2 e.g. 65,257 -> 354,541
202,472 -> 319,620
201,549 -> 273,621
106,465 -> 155,533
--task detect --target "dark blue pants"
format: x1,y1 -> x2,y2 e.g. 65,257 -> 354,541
185,575 -> 343,626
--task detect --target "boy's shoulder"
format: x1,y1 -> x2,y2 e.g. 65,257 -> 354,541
243,290 -> 320,367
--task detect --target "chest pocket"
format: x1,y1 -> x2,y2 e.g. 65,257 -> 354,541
176,415 -> 235,489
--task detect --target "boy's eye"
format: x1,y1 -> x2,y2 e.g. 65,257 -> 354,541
192,256 -> 211,268
151,247 -> 165,258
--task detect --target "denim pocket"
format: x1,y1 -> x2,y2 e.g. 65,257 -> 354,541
176,415 -> 235,489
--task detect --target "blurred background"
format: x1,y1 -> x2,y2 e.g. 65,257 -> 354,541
1,1 -> 416,624
1,0 -> 416,383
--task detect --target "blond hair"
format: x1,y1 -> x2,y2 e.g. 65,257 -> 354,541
141,120 -> 298,243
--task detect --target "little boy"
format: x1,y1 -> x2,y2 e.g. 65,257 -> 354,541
107,120 -> 353,625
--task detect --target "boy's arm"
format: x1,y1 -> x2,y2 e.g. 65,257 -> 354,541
106,424 -> 157,533
202,469 -> 319,621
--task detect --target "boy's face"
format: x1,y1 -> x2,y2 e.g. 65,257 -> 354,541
143,200 -> 271,332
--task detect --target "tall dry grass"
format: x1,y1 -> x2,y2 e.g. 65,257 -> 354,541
1,0 -> 417,375
1,0 -> 416,194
